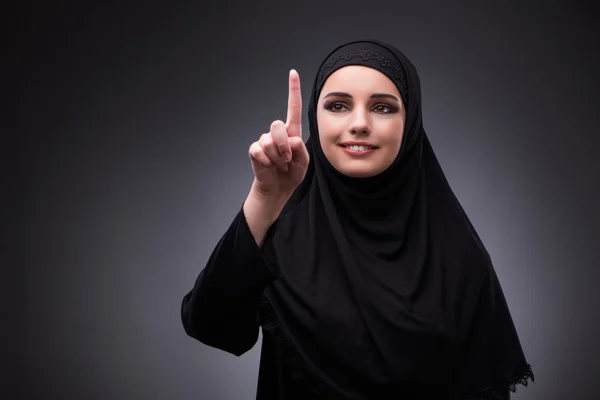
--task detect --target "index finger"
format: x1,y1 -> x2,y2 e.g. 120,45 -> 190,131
285,69 -> 302,138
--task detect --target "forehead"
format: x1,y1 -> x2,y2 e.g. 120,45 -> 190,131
320,65 -> 400,97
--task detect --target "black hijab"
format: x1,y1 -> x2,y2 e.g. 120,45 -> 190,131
262,39 -> 534,399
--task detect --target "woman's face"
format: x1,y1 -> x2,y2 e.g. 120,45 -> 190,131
316,65 -> 406,178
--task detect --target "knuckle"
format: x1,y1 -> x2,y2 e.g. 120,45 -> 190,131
260,155 -> 272,165
249,146 -> 260,159
259,133 -> 273,146
270,120 -> 284,130
264,136 -> 275,149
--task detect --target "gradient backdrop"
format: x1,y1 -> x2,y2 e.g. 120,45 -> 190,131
13,1 -> 600,399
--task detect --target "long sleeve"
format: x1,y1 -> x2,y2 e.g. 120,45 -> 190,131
181,204 -> 280,356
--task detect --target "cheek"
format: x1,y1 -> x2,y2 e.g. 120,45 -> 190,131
380,120 -> 405,148
317,115 -> 343,143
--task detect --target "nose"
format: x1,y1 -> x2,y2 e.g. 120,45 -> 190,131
349,107 -> 370,136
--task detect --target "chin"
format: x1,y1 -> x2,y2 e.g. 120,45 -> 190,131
337,166 -> 382,178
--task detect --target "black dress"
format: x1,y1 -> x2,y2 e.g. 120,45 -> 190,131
182,39 -> 533,400
181,206 -> 329,399
180,207 -> 512,399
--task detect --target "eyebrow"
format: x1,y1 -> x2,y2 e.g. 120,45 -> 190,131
322,91 -> 400,102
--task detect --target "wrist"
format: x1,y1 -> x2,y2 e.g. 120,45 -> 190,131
243,186 -> 289,247
244,188 -> 286,227
248,183 -> 290,214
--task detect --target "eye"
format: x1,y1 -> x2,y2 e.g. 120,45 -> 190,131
373,103 -> 395,113
325,102 -> 348,113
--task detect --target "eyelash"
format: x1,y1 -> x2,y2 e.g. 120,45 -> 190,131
325,102 -> 397,114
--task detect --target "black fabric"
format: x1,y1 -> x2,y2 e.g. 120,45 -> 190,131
181,206 -> 279,357
265,39 -> 533,398
181,39 -> 534,399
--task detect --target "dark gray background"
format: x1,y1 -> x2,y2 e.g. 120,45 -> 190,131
13,1 -> 600,399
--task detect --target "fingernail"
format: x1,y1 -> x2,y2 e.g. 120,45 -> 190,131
284,152 -> 291,162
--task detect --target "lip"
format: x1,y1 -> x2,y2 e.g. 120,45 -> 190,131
339,142 -> 378,148
340,145 -> 377,156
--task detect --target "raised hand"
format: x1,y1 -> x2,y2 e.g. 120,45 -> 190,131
248,69 -> 309,200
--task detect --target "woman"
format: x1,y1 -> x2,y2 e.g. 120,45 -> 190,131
181,39 -> 534,399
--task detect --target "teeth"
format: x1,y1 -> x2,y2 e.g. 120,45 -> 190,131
348,145 -> 370,151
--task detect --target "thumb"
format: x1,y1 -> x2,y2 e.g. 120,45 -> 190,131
288,136 -> 310,168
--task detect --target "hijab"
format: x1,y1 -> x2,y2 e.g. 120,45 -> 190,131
261,39 -> 534,399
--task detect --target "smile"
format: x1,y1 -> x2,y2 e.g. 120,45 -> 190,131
339,145 -> 377,156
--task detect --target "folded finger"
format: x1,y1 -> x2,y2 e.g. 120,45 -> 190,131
249,141 -> 273,169
259,132 -> 288,172
270,120 -> 292,162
